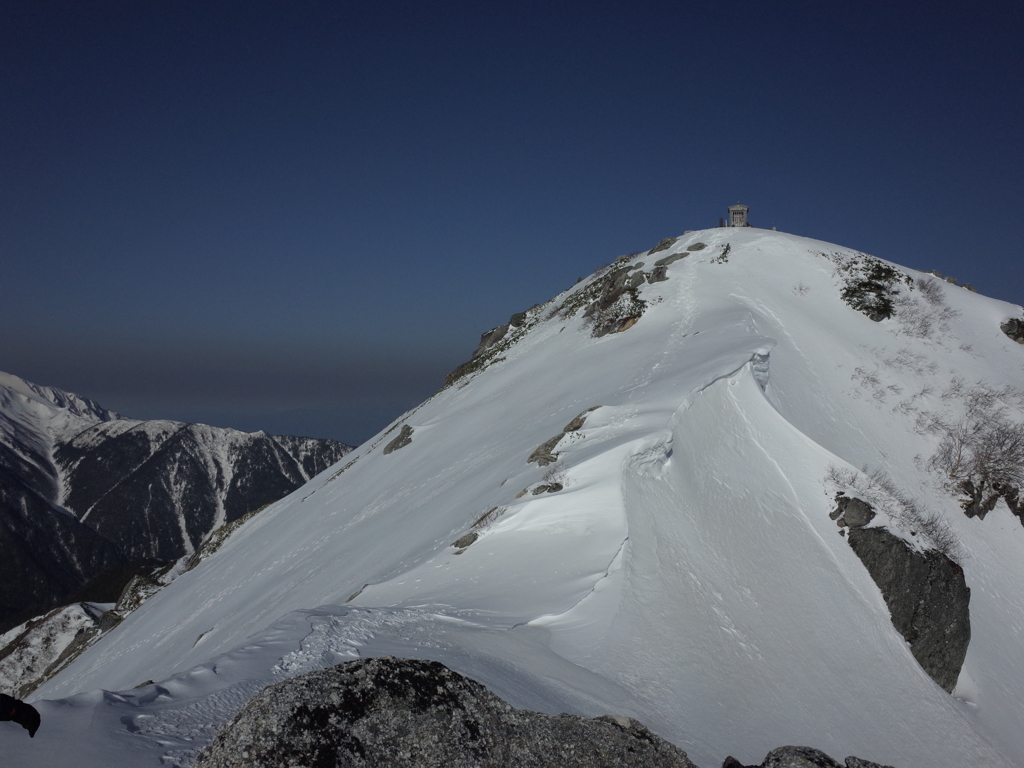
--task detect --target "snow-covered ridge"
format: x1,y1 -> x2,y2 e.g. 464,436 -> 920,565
12,229 -> 1024,768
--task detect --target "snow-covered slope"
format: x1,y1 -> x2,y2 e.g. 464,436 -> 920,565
11,229 -> 1024,768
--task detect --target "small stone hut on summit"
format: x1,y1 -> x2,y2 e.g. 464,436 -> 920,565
726,203 -> 750,227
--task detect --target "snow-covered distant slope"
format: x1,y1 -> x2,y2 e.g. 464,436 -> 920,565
0,372 -> 352,629
18,229 -> 1024,768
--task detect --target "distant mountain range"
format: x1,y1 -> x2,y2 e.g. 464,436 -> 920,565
0,371 -> 351,631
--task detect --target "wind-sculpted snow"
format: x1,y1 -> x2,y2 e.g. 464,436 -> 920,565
16,229 -> 1024,768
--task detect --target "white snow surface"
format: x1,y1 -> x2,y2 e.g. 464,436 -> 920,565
7,229 -> 1024,767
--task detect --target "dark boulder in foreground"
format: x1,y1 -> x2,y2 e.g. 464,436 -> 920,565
724,746 -> 895,767
195,656 -> 697,768
847,526 -> 970,693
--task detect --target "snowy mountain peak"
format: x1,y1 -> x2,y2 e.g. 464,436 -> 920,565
9,229 -> 1024,768
0,370 -> 120,426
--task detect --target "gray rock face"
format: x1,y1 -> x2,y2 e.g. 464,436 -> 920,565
582,265 -> 649,337
451,532 -> 478,549
383,425 -> 414,455
649,237 -> 679,254
762,746 -> 843,767
847,527 -> 970,692
831,496 -> 875,528
527,408 -> 600,467
532,482 -> 564,494
472,323 -> 510,359
195,657 -> 697,768
527,434 -> 562,466
723,747 -> 894,768
1000,317 -> 1024,344
647,265 -> 670,282
761,746 -> 842,768
843,757 -> 895,768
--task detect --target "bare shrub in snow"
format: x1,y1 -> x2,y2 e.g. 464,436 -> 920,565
892,292 -> 960,339
880,347 -> 938,376
852,367 -> 881,390
541,465 -> 565,484
472,507 -> 506,529
825,465 -> 963,562
850,367 -> 902,402
925,383 -> 1024,520
793,282 -> 810,296
915,276 -> 945,306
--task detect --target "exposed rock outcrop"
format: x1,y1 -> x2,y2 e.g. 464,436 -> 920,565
452,532 -> 478,550
567,263 -> 649,337
443,306 -> 543,387
0,603 -> 103,699
1000,317 -> 1024,344
527,407 -> 600,466
724,746 -> 894,768
649,237 -> 679,254
196,657 -> 697,768
527,434 -> 562,466
472,323 -> 510,358
846,527 -> 970,692
383,424 -> 414,455
830,496 -> 875,528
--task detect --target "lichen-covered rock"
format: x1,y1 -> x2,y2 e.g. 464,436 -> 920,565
831,496 -> 875,528
583,269 -> 648,337
531,482 -> 563,494
555,264 -> 648,337
452,532 -> 478,549
383,425 -> 414,455
843,757 -> 896,768
654,252 -> 688,267
648,237 -> 679,254
647,266 -> 670,283
723,748 -> 894,768
847,527 -> 970,692
761,746 -> 843,767
195,657 -> 697,768
527,408 -> 600,467
527,434 -> 562,466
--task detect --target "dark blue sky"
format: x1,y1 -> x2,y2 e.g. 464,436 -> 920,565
2,0 -> 1022,444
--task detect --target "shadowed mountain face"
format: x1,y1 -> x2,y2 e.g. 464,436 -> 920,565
0,459 -> 125,629
54,421 -> 349,561
0,371 -> 352,631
